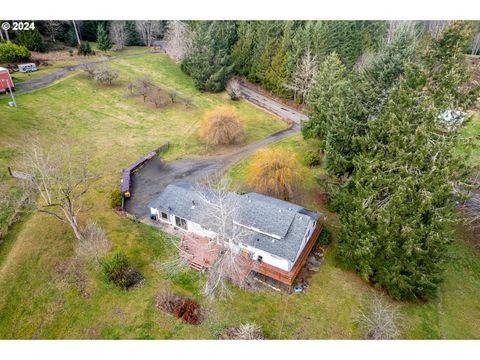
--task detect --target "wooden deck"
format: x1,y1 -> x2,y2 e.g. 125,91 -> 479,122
180,222 -> 324,288
253,222 -> 323,286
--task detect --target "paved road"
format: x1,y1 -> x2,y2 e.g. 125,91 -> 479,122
15,51 -> 160,93
239,85 -> 308,124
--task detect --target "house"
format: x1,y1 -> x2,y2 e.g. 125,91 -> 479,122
0,67 -> 15,94
148,181 -> 324,289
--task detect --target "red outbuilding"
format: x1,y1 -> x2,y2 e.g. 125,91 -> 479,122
0,66 -> 15,94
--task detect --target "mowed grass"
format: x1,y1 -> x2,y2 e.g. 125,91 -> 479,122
0,52 -> 289,339
0,52 -> 478,339
224,132 -> 480,339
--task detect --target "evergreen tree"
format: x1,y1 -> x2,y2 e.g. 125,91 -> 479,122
335,21 -> 479,300
303,53 -> 363,176
16,28 -> 45,52
96,24 -> 112,51
124,21 -> 141,46
181,21 -> 237,92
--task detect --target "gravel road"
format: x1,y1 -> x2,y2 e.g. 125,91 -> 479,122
15,51 -> 160,93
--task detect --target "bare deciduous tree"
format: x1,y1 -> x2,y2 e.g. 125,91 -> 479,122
471,33 -> 480,55
133,76 -> 153,102
223,322 -> 265,340
355,293 -> 402,340
387,21 -> 417,44
76,221 -> 112,264
425,20 -> 451,38
147,88 -> 169,108
195,177 -> 255,299
284,47 -> 318,104
14,141 -> 97,241
93,65 -> 119,85
43,21 -> 66,42
135,21 -> 161,47
110,21 -> 127,50
163,21 -> 192,62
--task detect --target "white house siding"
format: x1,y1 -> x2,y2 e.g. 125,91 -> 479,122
293,220 -> 316,264
241,244 -> 291,271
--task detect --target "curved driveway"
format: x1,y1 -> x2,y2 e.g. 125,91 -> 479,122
125,84 -> 308,219
12,55 -> 308,219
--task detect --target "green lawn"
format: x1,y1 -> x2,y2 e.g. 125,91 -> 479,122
0,52 -> 478,339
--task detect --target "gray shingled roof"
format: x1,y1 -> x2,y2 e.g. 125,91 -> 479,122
148,181 -> 322,262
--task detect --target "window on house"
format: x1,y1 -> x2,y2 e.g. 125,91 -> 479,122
257,255 -> 263,262
161,212 -> 168,220
175,216 -> 187,230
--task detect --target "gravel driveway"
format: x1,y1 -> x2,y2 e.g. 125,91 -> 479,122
124,124 -> 301,219
15,51 -> 160,93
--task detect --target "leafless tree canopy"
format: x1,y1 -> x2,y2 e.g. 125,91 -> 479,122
223,322 -> 265,340
195,177 -> 255,298
226,78 -> 242,101
135,21 -> 161,47
163,21 -> 192,62
76,221 -> 112,264
43,21 -> 66,42
387,21 -> 417,44
14,141 -> 97,241
110,21 -> 127,49
425,20 -> 451,39
284,47 -> 319,103
355,293 -> 402,340
471,33 -> 480,55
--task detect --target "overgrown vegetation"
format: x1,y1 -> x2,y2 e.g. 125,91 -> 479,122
0,42 -> 31,63
102,251 -> 143,290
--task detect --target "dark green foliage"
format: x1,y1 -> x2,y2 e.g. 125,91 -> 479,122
15,29 -> 45,52
334,21 -> 479,300
303,150 -> 321,167
303,53 -> 364,176
78,41 -> 94,56
80,21 -> 109,42
102,251 -> 143,290
0,42 -> 30,63
317,226 -> 332,247
231,21 -> 386,98
96,24 -> 112,51
125,21 -> 142,46
66,27 -> 79,47
181,21 -> 237,92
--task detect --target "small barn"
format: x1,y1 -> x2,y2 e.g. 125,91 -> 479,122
0,67 -> 15,94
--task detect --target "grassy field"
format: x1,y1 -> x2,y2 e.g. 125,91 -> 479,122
0,50 -> 478,339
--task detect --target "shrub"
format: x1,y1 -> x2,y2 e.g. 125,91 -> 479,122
317,225 -> 332,246
78,41 -> 94,56
0,42 -> 30,63
174,299 -> 202,325
102,251 -> 143,289
93,65 -> 119,85
77,222 -> 112,264
303,150 -> 321,167
247,148 -> 299,200
156,289 -> 182,314
222,323 -> 265,340
200,106 -> 246,146
226,78 -> 242,100
16,29 -> 45,52
355,294 -> 401,340
82,63 -> 97,79
109,189 -> 123,209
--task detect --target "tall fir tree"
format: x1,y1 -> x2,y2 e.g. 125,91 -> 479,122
96,24 -> 112,51
181,21 -> 237,92
335,21 -> 479,300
